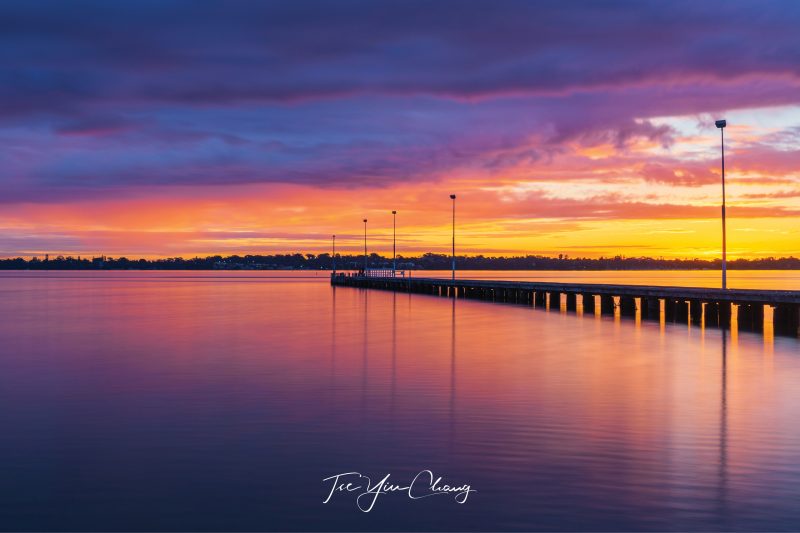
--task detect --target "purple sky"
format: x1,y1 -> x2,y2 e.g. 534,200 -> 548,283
1,1 -> 800,257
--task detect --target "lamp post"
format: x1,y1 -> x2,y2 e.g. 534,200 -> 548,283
715,119 -> 727,290
450,194 -> 456,280
363,218 -> 368,274
332,234 -> 336,275
392,210 -> 397,275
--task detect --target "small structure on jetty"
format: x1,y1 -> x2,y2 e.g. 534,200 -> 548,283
331,272 -> 800,338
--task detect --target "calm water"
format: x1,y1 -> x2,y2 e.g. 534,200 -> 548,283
422,269 -> 800,290
1,271 -> 799,531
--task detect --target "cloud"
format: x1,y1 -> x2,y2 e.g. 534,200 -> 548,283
0,1 -> 798,197
0,1 -> 799,256
640,162 -> 717,187
3,1 -> 800,105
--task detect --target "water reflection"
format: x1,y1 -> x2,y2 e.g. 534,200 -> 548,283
419,269 -> 800,290
764,306 -> 775,348
449,297 -> 456,454
331,285 -> 337,401
0,273 -> 799,531
361,289 -> 368,419
720,328 -> 729,522
391,291 -> 397,421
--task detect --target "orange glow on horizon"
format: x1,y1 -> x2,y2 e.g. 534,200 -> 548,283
2,105 -> 799,260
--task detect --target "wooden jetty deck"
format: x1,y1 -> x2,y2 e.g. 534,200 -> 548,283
331,273 -> 800,337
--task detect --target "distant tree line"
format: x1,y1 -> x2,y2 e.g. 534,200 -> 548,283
1,253 -> 800,270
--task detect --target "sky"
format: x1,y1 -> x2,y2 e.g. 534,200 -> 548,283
1,0 -> 800,259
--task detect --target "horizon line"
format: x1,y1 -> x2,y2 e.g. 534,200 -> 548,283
3,253 -> 800,263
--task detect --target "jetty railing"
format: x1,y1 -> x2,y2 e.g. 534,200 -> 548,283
331,274 -> 800,338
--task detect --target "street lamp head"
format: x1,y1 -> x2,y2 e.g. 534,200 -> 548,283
392,210 -> 396,215
715,119 -> 727,129
450,194 -> 456,200
363,218 -> 367,223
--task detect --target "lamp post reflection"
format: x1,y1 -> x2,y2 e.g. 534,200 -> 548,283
361,289 -> 368,422
717,328 -> 729,525
331,284 -> 337,384
328,284 -> 338,415
391,291 -> 397,423
449,296 -> 457,454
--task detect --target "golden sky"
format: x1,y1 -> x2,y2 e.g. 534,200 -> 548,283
3,105 -> 799,259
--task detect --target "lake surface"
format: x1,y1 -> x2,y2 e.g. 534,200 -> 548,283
1,271 -> 799,531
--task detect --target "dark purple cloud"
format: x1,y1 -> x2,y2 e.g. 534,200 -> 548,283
2,0 -> 799,105
1,0 -> 799,202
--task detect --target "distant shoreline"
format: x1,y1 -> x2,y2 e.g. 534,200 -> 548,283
2,253 -> 800,271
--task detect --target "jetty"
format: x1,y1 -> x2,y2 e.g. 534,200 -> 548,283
331,272 -> 800,337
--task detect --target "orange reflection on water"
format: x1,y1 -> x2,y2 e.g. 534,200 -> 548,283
1,271 -> 800,530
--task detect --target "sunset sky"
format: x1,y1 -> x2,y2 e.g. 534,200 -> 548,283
2,0 -> 800,259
